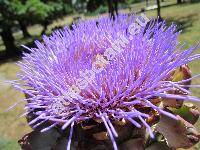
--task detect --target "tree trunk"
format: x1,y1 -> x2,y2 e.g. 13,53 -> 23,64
107,0 -> 115,20
156,0 -> 161,19
41,20 -> 50,35
146,0 -> 149,7
177,0 -> 182,4
114,0 -> 118,16
19,21 -> 30,38
107,0 -> 118,20
0,26 -> 19,56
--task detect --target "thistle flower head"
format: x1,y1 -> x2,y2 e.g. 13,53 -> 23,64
14,14 -> 200,150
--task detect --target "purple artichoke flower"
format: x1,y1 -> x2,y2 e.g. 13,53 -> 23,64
13,15 -> 200,150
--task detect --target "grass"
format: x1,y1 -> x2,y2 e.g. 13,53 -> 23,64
0,2 -> 200,149
0,62 -> 32,150
0,137 -> 21,150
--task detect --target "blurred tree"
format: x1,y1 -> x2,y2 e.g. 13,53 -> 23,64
25,0 -> 53,35
10,0 -> 31,37
146,0 -> 149,7
0,0 -> 52,42
0,0 -> 19,55
0,0 -> 73,55
39,0 -> 73,34
0,20 -> 18,56
86,0 -> 103,12
18,0 -> 72,35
